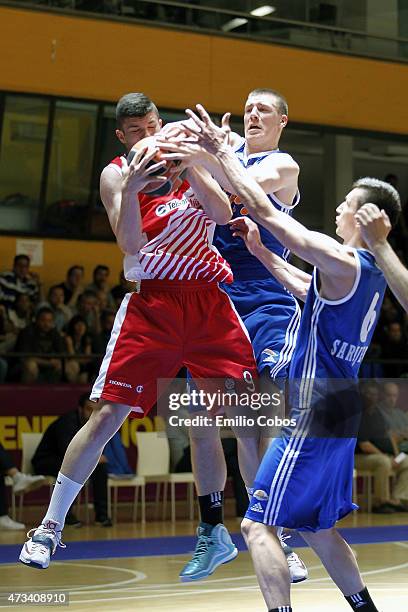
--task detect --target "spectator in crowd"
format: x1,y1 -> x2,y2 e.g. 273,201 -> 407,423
56,265 -> 84,308
355,382 -> 408,513
0,254 -> 42,310
92,309 -> 115,357
0,442 -> 46,530
110,270 -> 137,309
74,290 -> 101,336
32,394 -> 112,526
381,321 -> 408,377
378,382 -> 408,453
8,293 -> 33,332
86,265 -> 115,310
15,307 -> 65,383
65,315 -> 93,383
37,285 -> 72,332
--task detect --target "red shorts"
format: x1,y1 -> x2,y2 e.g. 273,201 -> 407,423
90,280 -> 257,417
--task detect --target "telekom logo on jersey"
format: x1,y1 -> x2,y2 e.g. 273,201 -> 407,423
155,194 -> 197,217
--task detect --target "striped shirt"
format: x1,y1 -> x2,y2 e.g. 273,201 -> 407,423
0,271 -> 39,309
108,157 -> 233,284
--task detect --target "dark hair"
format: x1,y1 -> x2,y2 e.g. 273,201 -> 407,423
36,306 -> 54,319
248,88 -> 288,115
353,177 -> 401,228
14,254 -> 30,266
93,265 -> 109,277
67,314 -> 88,337
78,290 -> 97,303
101,308 -> 115,324
48,284 -> 64,297
67,265 -> 84,278
116,92 -> 159,128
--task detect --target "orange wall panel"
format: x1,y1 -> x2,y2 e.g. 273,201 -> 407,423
0,6 -> 407,133
0,236 -> 123,289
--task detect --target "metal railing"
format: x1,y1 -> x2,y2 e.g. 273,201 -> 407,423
2,0 -> 408,63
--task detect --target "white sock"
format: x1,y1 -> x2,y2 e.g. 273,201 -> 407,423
42,472 -> 82,529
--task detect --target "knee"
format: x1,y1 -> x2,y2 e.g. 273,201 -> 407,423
87,401 -> 128,439
241,517 -> 264,542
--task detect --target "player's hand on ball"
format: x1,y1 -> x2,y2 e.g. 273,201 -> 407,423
230,217 -> 263,255
354,203 -> 391,250
182,104 -> 232,155
122,145 -> 167,193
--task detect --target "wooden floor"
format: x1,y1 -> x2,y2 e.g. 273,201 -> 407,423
1,509 -> 407,611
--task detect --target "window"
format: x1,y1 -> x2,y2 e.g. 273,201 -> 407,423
43,100 -> 97,237
0,95 -> 50,232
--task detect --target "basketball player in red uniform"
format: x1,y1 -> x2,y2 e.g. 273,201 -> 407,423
19,93 -> 258,570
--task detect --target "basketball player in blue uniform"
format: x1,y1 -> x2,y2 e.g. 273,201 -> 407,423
161,90 -> 305,582
181,104 -> 401,612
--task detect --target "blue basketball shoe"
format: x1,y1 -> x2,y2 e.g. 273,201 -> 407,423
179,523 -> 238,582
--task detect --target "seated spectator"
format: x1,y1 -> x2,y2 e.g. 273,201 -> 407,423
37,285 -> 72,332
355,382 -> 408,513
55,265 -> 84,308
86,265 -> 115,310
65,315 -> 93,383
0,254 -> 42,310
110,270 -> 137,309
104,431 -> 133,477
378,382 -> 408,453
32,394 -> 112,526
15,307 -> 65,383
8,293 -> 33,331
0,442 -> 45,530
92,309 -> 115,357
0,303 -> 17,353
74,290 -> 101,336
381,322 -> 408,377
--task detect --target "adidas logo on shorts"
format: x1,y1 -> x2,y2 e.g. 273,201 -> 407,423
249,502 -> 264,513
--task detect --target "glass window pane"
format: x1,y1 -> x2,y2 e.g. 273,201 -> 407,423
44,100 -> 97,237
90,105 -> 120,239
0,95 -> 50,232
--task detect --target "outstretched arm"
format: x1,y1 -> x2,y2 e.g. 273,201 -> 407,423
184,166 -> 232,225
230,217 -> 311,301
356,203 -> 408,312
181,105 -> 356,300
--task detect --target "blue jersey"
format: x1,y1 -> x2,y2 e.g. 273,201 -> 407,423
214,139 -> 300,282
290,248 -> 386,382
246,249 -> 387,531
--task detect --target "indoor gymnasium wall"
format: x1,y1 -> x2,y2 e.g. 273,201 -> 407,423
0,5 -> 407,270
0,236 -> 123,289
0,5 -> 407,135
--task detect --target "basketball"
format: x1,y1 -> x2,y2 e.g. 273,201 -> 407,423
127,135 -> 181,197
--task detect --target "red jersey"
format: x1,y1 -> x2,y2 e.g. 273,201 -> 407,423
108,156 -> 233,283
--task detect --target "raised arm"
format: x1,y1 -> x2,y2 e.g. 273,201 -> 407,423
230,217 -> 311,301
99,146 -> 167,255
182,105 -> 356,301
355,204 -> 408,313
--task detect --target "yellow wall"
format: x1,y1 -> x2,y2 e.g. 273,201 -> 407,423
0,6 -> 408,135
0,236 -> 123,289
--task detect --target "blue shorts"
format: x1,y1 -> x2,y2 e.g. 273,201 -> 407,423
245,435 -> 358,531
220,278 -> 300,380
